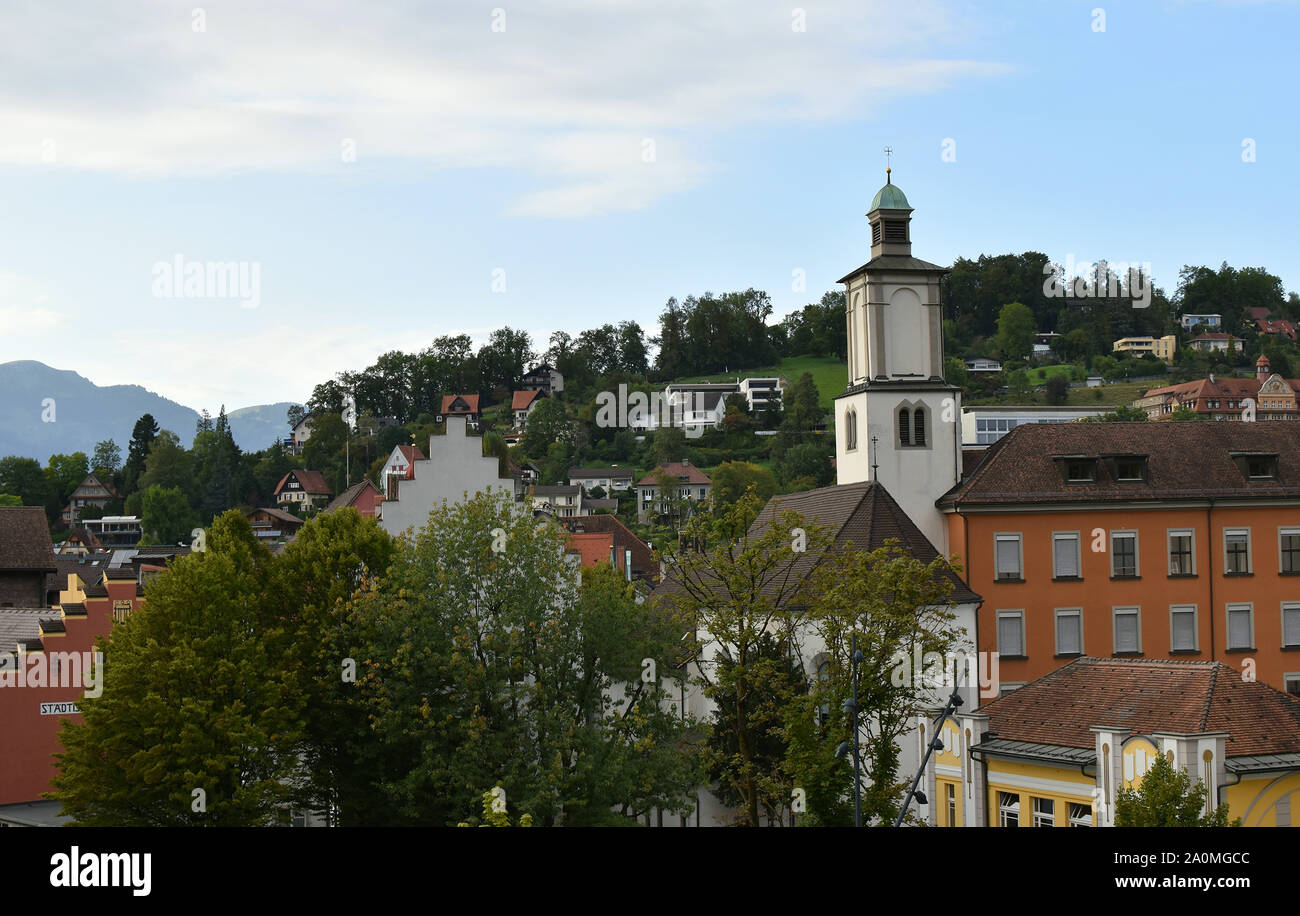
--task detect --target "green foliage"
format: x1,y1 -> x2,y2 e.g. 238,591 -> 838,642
0,493 -> 21,506
711,462 -> 777,505
519,397 -> 571,458
1084,405 -> 1149,422
777,442 -> 832,488
995,302 -> 1037,364
91,440 -> 122,477
1044,373 -> 1070,405
52,513 -> 304,825
0,456 -> 47,508
351,491 -> 701,826
139,485 -> 196,544
1114,752 -> 1235,827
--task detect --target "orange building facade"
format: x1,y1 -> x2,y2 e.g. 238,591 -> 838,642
941,422 -> 1300,698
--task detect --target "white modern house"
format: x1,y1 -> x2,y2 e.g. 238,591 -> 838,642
1180,313 -> 1222,331
567,466 -> 635,492
960,405 -> 1114,446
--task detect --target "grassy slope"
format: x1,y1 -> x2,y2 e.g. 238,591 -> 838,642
966,378 -> 1157,408
676,354 -> 847,411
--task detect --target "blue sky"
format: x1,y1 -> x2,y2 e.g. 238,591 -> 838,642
0,0 -> 1295,412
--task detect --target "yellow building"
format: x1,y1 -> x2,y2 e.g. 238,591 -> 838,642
1113,335 -> 1177,364
920,657 -> 1300,826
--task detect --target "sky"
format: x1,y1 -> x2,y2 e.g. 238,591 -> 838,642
1,0 -> 1296,413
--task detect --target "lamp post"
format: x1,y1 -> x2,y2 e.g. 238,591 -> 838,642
894,686 -> 964,827
834,632 -> 866,827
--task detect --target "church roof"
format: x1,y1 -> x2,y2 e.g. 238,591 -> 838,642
870,181 -> 911,211
837,254 -> 948,284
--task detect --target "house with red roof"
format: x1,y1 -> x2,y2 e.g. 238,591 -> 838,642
440,394 -> 480,429
327,479 -> 384,517
511,389 -> 546,429
380,444 -> 426,500
635,461 -> 712,523
273,469 -> 333,512
924,656 -> 1300,827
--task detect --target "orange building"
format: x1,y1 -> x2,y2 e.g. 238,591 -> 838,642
940,422 -> 1300,697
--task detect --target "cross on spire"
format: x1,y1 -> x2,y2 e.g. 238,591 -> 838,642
883,146 -> 893,183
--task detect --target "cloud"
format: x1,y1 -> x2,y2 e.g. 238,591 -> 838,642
0,0 -> 1007,216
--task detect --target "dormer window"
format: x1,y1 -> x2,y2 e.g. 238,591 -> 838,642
1059,457 -> 1096,483
1230,452 -> 1279,480
1107,455 -> 1148,482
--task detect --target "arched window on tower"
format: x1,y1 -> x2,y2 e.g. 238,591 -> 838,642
898,407 -> 912,446
845,408 -> 858,451
913,407 -> 927,447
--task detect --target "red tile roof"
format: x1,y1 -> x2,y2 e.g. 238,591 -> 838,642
566,531 -> 616,569
561,514 -> 656,582
397,444 -> 426,464
511,390 -> 544,410
441,394 -> 480,415
976,657 -> 1300,758
1258,318 -> 1298,339
637,461 -> 712,486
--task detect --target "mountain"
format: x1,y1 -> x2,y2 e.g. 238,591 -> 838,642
0,361 -> 298,461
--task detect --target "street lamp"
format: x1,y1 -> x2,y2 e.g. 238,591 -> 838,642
894,686 -> 964,827
833,632 -> 867,827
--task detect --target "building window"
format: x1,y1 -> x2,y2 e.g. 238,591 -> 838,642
1168,529 -> 1195,576
913,407 -> 927,447
898,408 -> 912,446
1053,532 -> 1081,579
1170,605 -> 1198,652
998,792 -> 1020,827
1283,603 -> 1300,649
1226,604 -> 1253,650
1110,531 -> 1138,578
944,781 -> 957,827
1055,609 -> 1083,656
1068,803 -> 1093,827
845,408 -> 858,451
995,534 -> 1023,580
1064,459 -> 1096,483
1285,675 -> 1300,698
997,611 -> 1025,658
1114,607 -> 1141,654
1114,458 -> 1146,481
1224,529 -> 1251,574
1280,528 -> 1300,574
1032,797 -> 1055,827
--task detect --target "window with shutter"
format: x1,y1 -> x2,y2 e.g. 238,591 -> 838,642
898,408 -> 911,446
1055,610 -> 1082,655
997,613 -> 1024,657
913,408 -> 926,446
1283,604 -> 1300,648
995,535 -> 1022,580
1114,610 -> 1140,653
1171,607 -> 1196,651
1053,534 -> 1079,578
1227,605 -> 1252,650
1281,530 -> 1300,574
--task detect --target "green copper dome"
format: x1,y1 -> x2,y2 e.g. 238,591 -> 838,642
870,180 -> 910,211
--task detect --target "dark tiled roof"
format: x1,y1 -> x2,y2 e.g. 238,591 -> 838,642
274,469 -> 332,496
568,467 -> 634,479
655,481 -> 979,605
0,508 -> 56,571
533,485 -> 581,496
976,657 -> 1300,759
637,462 -> 712,486
38,617 -> 65,635
837,254 -> 948,283
584,498 -> 619,511
939,421 -> 1300,508
248,505 -> 304,525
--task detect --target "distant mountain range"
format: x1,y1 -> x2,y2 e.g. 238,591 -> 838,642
0,361 -> 299,462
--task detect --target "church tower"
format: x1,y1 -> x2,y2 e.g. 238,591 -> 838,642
834,169 -> 961,553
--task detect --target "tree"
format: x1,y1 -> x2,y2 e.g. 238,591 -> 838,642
91,440 -> 122,478
138,431 -> 194,499
519,398 -> 572,458
352,490 -> 700,825
139,485 -> 196,544
656,494 -> 836,826
1084,406 -> 1148,422
1044,373 -> 1070,405
52,513 -> 305,825
301,412 -> 349,495
1114,751 -> 1234,826
653,427 -> 686,466
0,456 -> 49,509
122,414 -> 159,497
711,462 -> 778,505
779,372 -> 823,450
1169,406 -> 1210,421
995,302 -> 1037,364
44,452 -> 89,523
777,442 -> 832,488
265,508 -> 396,825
